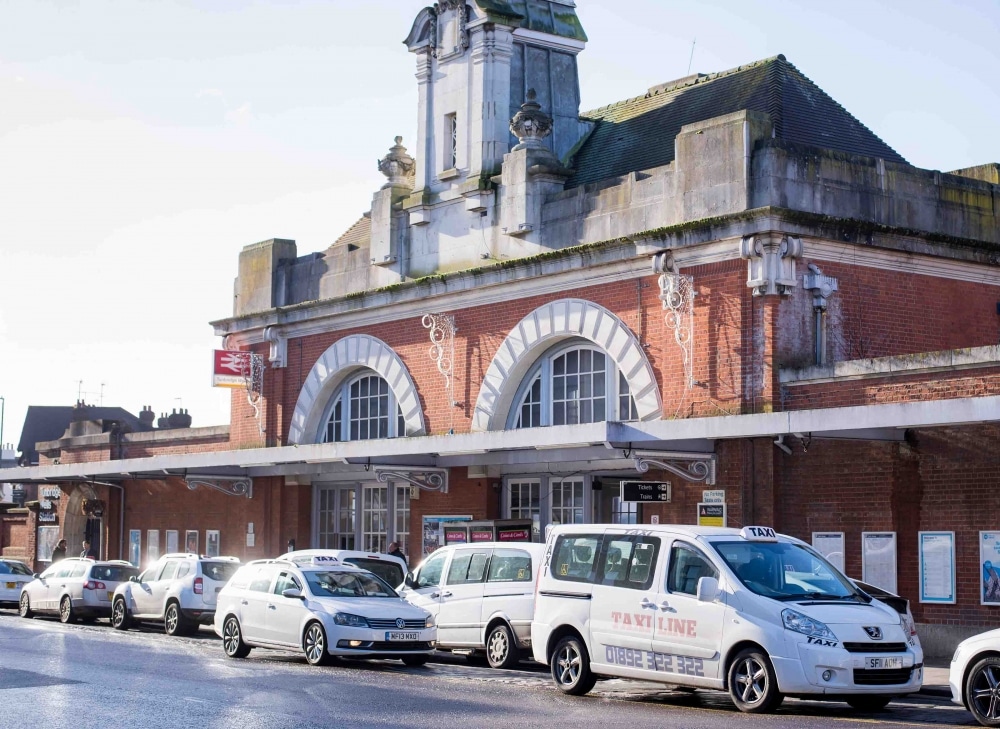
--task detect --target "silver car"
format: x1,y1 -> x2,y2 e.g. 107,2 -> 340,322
19,557 -> 138,622
0,558 -> 34,608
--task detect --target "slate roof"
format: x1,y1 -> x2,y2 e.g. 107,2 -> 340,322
16,406 -> 149,466
329,215 -> 371,251
566,55 -> 906,189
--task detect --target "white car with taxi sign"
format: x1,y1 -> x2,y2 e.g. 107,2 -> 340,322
213,554 -> 435,666
532,524 -> 923,713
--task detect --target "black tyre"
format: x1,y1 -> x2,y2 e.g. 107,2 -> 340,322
164,602 -> 188,636
402,655 -> 428,667
303,622 -> 333,666
222,616 -> 251,659
58,596 -> 75,624
966,656 -> 1000,727
846,695 -> 892,712
18,592 -> 33,619
728,648 -> 783,713
486,623 -> 520,669
550,635 -> 597,696
111,598 -> 131,631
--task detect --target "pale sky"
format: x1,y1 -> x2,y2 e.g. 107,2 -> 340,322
1,0 -> 997,452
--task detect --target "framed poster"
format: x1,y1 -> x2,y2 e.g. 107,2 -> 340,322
980,531 -> 1000,605
147,530 -> 160,563
422,515 -> 472,556
128,530 -> 141,567
185,530 -> 199,554
205,530 -> 220,558
37,526 -> 61,562
861,532 -> 897,594
812,532 -> 845,573
919,531 -> 956,604
697,503 -> 726,527
165,529 -> 179,554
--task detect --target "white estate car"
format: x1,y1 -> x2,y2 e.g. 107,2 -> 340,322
19,558 -> 139,622
214,555 -> 435,666
111,553 -> 241,635
949,627 -> 1000,726
532,524 -> 923,714
400,542 -> 546,668
276,549 -> 407,590
0,558 -> 34,608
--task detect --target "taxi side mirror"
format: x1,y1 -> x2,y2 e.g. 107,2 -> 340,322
404,572 -> 416,589
696,576 -> 719,603
282,588 -> 304,600
130,575 -> 139,582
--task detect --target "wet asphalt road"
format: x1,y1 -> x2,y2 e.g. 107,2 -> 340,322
0,611 -> 977,729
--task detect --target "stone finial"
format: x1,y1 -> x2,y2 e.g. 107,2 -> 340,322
377,136 -> 415,189
510,89 -> 554,151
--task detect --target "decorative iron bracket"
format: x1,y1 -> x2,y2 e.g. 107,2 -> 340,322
375,467 -> 448,493
633,455 -> 716,485
186,476 -> 253,499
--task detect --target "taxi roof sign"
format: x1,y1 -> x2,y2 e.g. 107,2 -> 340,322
741,526 -> 777,541
305,555 -> 340,565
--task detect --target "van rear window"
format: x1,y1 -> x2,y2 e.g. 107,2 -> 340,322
551,535 -> 602,583
345,558 -> 404,589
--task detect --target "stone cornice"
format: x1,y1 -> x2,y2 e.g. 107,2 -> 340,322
781,345 -> 1000,386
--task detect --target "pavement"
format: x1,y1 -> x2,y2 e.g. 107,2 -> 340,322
922,659 -> 952,699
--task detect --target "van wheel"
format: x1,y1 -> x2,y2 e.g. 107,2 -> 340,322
18,592 -> 33,619
551,635 -> 596,695
59,596 -> 75,624
966,656 -> 1000,727
487,623 -> 520,669
728,648 -> 783,713
303,622 -> 332,666
222,616 -> 251,658
846,695 -> 892,711
111,598 -> 131,630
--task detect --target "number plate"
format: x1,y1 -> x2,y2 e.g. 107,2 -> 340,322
385,631 -> 419,641
5,582 -> 15,589
868,656 -> 904,670
106,591 -> 114,600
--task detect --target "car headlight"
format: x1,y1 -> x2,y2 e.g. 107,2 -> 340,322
781,608 -> 838,641
333,612 -> 370,628
424,615 -> 435,628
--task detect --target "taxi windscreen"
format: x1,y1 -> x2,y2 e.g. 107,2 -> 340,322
306,571 -> 398,598
712,541 -> 863,601
343,558 -> 405,589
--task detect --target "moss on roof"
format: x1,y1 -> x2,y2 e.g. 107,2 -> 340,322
477,0 -> 586,42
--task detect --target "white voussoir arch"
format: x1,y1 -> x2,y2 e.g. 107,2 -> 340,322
287,334 -> 425,445
471,299 -> 662,432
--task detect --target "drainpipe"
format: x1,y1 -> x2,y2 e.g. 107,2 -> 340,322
803,264 -> 839,366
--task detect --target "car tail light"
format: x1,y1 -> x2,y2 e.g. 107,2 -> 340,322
193,577 -> 203,595
83,580 -> 106,590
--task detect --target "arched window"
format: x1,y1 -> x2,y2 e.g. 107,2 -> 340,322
508,343 -> 638,429
321,372 -> 405,443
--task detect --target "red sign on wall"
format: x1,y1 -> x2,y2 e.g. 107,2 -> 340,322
213,350 -> 251,388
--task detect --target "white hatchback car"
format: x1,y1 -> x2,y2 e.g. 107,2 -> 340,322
19,558 -> 139,622
214,555 -> 435,666
949,627 -> 1000,726
0,558 -> 34,608
111,553 -> 241,635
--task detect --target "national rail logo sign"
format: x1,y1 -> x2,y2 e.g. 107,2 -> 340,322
212,350 -> 252,388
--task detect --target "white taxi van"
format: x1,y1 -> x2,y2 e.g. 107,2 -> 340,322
214,554 -> 435,666
532,524 -> 923,713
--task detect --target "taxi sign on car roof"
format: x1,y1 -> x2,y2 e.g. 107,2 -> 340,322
309,555 -> 340,565
740,526 -> 778,541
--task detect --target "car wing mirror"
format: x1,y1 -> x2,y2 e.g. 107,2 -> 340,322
281,588 -> 304,600
404,572 -> 416,589
696,576 -> 720,603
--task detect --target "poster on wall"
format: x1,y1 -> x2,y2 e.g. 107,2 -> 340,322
862,532 -> 897,594
205,530 -> 220,558
697,503 -> 726,528
919,531 -> 956,604
422,515 -> 472,556
128,530 -> 141,567
165,530 -> 179,554
812,532 -> 845,573
37,526 -> 61,562
980,531 -> 1000,605
147,530 -> 160,563
185,530 -> 199,554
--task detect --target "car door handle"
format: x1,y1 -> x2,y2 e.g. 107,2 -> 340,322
658,602 -> 675,612
241,599 -> 249,606
441,591 -> 452,598
267,604 -> 276,610
640,598 -> 658,609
